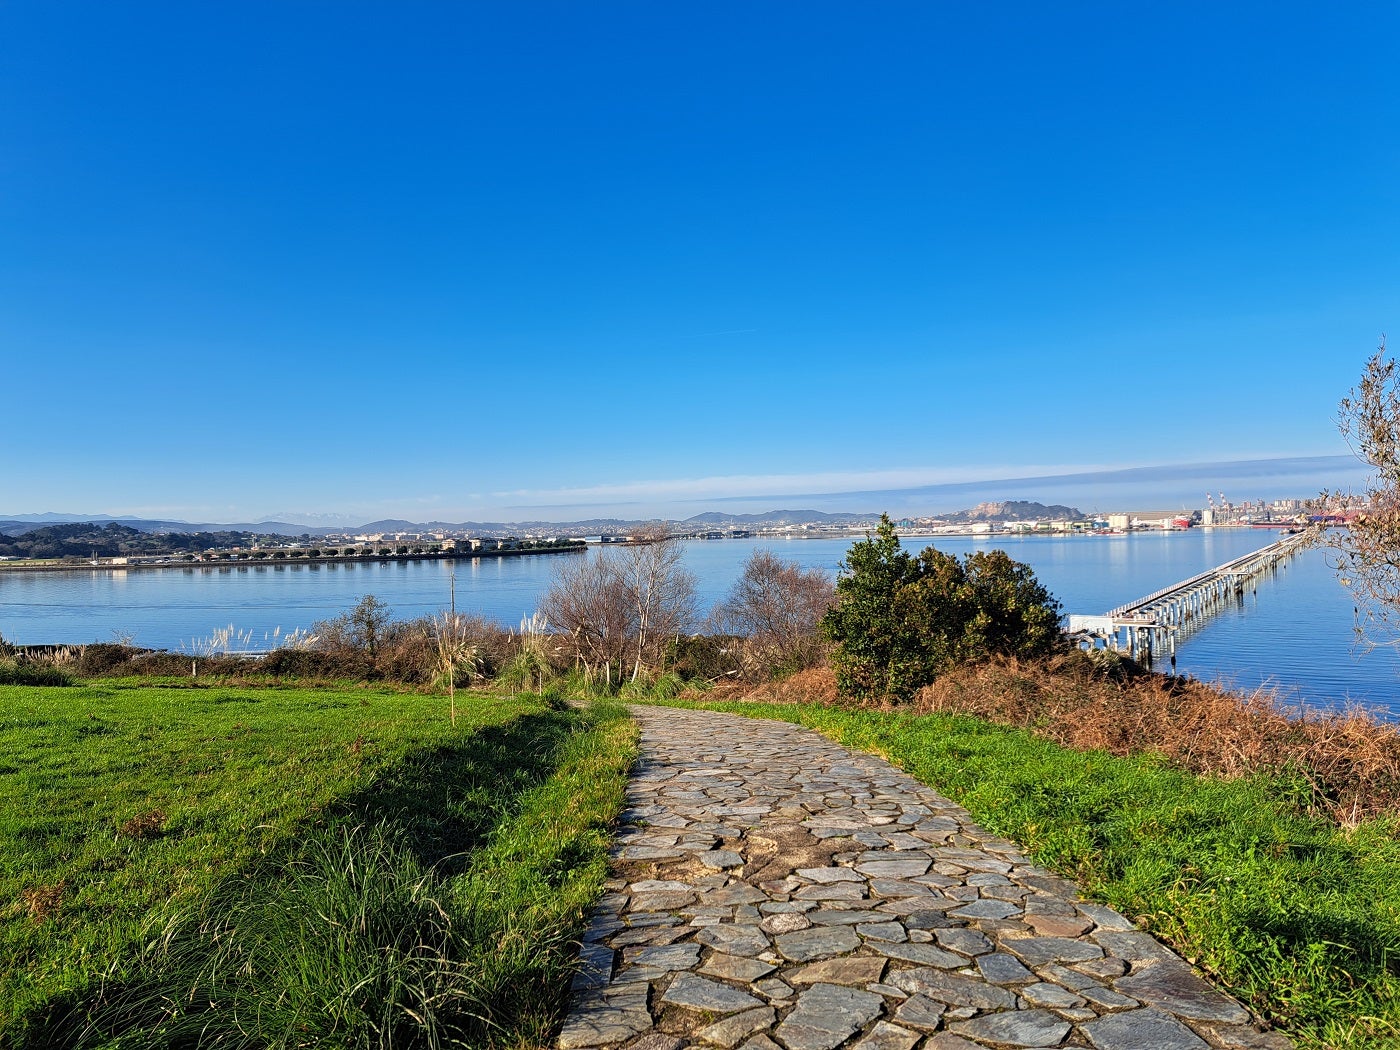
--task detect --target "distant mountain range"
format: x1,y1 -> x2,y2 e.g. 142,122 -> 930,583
0,503 -> 1077,539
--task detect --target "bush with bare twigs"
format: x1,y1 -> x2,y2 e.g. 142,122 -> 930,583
309,595 -> 398,675
709,550 -> 834,679
1320,337 -> 1400,648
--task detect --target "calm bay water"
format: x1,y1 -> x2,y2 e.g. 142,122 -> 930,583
2,529 -> 1397,715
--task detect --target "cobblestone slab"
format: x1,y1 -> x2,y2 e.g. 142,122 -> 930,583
557,706 -> 1290,1050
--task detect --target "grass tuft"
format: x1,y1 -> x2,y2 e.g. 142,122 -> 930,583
0,659 -> 74,686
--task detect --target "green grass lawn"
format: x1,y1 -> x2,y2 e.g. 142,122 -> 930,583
671,697 -> 1400,1050
15,674 -> 1398,1049
1,681 -> 635,1048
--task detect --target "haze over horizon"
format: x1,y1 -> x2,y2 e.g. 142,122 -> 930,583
2,454 -> 1368,528
3,4 -> 1394,522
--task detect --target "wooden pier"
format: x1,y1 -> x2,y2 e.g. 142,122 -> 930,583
1066,531 -> 1312,667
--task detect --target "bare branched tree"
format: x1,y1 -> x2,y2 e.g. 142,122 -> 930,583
614,523 -> 697,681
1323,336 -> 1400,647
542,550 -> 631,684
542,524 -> 697,684
710,550 -> 834,677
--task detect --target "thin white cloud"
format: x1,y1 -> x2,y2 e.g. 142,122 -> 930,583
490,462 -> 1155,506
483,454 -> 1364,515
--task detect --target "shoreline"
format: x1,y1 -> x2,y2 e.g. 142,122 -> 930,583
0,544 -> 587,576
0,523 -> 1301,576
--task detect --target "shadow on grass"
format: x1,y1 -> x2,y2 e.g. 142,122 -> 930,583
331,706 -> 586,873
1239,901 -> 1400,991
13,707 -> 594,1050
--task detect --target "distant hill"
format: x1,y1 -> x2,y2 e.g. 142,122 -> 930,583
0,522 -> 313,559
683,509 -> 872,526
941,500 -> 1085,523
0,513 -> 693,538
0,515 -> 192,537
0,516 -> 337,538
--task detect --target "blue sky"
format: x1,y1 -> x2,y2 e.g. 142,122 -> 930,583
2,3 -> 1395,523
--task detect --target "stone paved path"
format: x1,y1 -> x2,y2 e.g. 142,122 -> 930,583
557,706 -> 1291,1050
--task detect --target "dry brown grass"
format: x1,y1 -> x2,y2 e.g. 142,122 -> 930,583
22,881 -> 65,921
118,808 -> 167,840
724,666 -> 843,706
682,666 -> 841,706
910,651 -> 1400,823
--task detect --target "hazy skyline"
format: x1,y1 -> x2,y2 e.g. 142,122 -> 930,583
3,4 -> 1395,522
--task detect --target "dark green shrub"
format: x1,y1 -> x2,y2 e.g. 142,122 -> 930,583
259,648 -> 374,680
665,634 -> 743,682
821,513 -> 1063,703
76,643 -> 140,676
